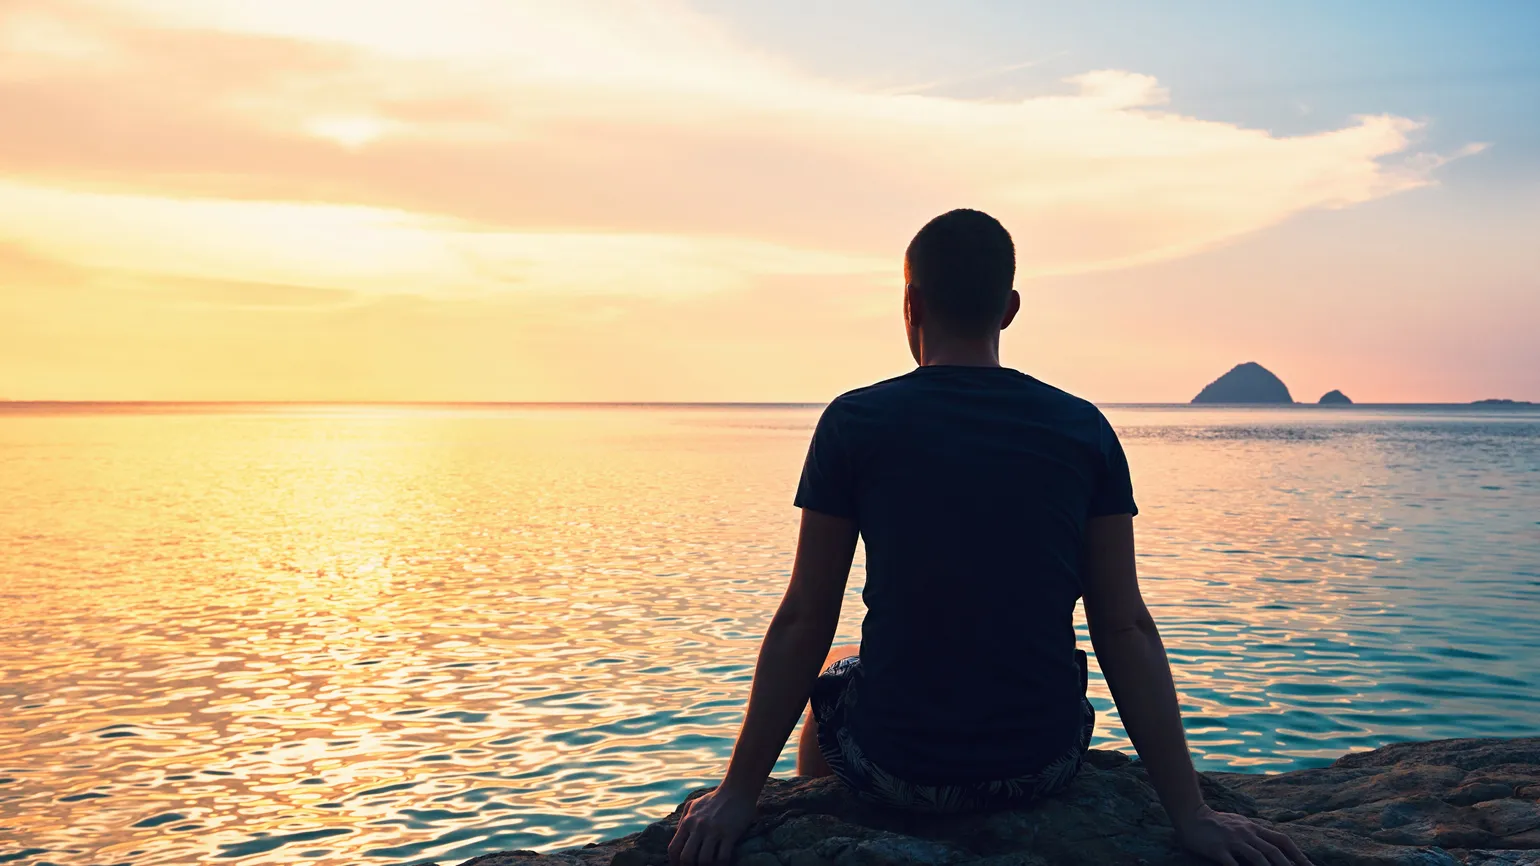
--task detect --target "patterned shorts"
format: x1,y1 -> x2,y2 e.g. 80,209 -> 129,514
809,651 -> 1096,813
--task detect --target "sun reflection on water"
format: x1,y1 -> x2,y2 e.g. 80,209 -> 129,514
1,404 -> 1538,864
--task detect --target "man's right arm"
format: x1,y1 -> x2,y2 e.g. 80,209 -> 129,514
1082,514 -> 1313,866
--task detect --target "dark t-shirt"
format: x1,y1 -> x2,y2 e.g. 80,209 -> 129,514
794,365 -> 1137,785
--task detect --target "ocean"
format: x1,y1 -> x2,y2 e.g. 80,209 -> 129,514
2,402 -> 1538,865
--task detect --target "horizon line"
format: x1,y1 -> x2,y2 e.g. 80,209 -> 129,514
0,399 -> 1534,409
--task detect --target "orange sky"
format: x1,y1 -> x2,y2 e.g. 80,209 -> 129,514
1,1 -> 1534,403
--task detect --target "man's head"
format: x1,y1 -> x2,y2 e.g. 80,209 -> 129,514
903,209 -> 1019,363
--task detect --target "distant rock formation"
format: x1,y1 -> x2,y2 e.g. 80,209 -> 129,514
456,737 -> 1540,866
1472,398 -> 1535,406
1191,362 -> 1294,404
1318,390 -> 1353,405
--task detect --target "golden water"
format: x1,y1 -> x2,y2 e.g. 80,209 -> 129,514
2,403 -> 1537,865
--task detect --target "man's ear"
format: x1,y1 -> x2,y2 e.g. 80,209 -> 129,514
999,290 -> 1022,331
904,283 -> 923,327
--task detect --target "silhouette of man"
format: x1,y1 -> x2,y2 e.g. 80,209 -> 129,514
669,210 -> 1311,866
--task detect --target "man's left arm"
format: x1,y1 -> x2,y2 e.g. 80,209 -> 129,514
668,508 -> 858,866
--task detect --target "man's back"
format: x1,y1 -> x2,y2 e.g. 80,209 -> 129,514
795,365 -> 1137,784
672,211 -> 1310,866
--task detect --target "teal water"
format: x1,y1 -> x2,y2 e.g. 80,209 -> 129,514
1,403 -> 1537,865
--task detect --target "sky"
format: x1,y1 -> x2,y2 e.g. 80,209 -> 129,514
2,0 -> 1537,403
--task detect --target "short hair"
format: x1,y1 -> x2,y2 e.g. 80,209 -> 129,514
904,209 -> 1015,337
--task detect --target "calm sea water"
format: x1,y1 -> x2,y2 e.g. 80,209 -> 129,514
2,403 -> 1538,865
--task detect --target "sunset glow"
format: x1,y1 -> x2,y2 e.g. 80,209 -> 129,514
5,9 -> 1540,863
2,1 -> 1535,402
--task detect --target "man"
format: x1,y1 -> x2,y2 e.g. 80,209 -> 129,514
668,210 -> 1311,866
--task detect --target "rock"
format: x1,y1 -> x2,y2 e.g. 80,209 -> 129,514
1320,390 -> 1354,405
1211,738 -> 1540,863
1191,362 -> 1295,404
453,738 -> 1539,866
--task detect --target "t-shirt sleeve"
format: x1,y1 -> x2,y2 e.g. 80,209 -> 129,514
1088,413 -> 1138,518
793,401 -> 858,519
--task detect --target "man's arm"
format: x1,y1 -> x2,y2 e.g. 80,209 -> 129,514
1082,514 -> 1312,866
669,508 -> 858,866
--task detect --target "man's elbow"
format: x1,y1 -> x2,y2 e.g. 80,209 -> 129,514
767,599 -> 835,641
1093,611 -> 1160,643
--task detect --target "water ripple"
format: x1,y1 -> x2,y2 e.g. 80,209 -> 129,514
1,404 -> 1538,864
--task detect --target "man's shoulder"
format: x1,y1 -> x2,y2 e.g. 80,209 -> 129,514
814,374 -> 925,439
827,372 -> 919,407
1023,380 -> 1118,451
1020,375 -> 1106,420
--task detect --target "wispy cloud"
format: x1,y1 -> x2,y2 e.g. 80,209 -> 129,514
0,0 -> 1491,400
3,0 -> 1476,288
876,52 -> 1071,95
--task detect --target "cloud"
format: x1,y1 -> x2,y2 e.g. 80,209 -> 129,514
144,276 -> 357,308
0,180 -> 888,300
1,0 -> 1478,290
0,0 -> 1500,402
0,242 -> 900,401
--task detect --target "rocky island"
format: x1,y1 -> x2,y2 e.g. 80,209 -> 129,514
1192,363 -> 1295,404
1319,390 -> 1354,405
455,738 -> 1540,866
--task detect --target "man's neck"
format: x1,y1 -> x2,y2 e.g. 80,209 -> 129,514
919,338 -> 1002,368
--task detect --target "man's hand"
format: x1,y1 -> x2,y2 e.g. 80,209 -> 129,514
1174,805 -> 1314,866
667,786 -> 758,866
1083,514 -> 1313,865
668,508 -> 857,865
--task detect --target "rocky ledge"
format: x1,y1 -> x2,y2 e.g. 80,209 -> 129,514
459,738 -> 1540,866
